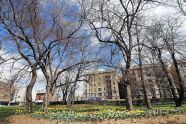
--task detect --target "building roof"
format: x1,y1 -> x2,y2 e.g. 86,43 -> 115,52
85,70 -> 116,76
130,64 -> 160,70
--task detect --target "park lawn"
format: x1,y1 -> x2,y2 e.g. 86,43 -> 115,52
0,106 -> 24,124
1,104 -> 186,123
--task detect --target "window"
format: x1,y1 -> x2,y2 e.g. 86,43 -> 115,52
89,76 -> 92,82
98,88 -> 102,92
98,93 -> 102,97
98,83 -> 102,87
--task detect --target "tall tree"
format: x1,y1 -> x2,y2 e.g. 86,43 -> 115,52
80,0 -> 155,110
144,17 -> 185,107
154,16 -> 185,106
0,0 -> 42,112
135,20 -> 152,109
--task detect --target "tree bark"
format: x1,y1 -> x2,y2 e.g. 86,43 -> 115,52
157,49 -> 180,107
42,83 -> 52,112
157,82 -> 164,102
171,53 -> 184,107
62,93 -> 67,105
106,75 -> 112,99
123,56 -> 134,110
136,23 -> 152,109
40,65 -> 52,112
138,51 -> 152,109
26,67 -> 37,113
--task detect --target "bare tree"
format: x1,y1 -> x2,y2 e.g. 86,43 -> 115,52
80,0 -> 156,110
134,20 -> 152,109
148,53 -> 172,101
154,16 -> 185,106
0,0 -> 88,112
40,38 -> 99,112
0,0 -> 67,112
0,0 -> 41,112
144,16 -> 185,107
54,51 -> 97,106
177,0 -> 186,16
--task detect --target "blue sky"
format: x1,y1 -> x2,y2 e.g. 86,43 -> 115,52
0,0 -> 186,97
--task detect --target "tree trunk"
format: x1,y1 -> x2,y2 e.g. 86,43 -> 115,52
124,56 -> 134,110
157,49 -> 180,107
136,23 -> 152,109
171,53 -> 184,107
157,82 -> 164,102
42,83 -> 52,112
138,51 -> 152,109
8,82 -> 14,106
106,75 -> 112,99
62,92 -> 67,105
40,66 -> 52,112
124,80 -> 134,110
26,68 -> 37,113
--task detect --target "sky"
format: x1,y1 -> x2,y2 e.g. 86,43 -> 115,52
0,0 -> 186,99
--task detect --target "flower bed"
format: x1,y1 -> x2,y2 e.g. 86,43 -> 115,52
31,105 -> 186,122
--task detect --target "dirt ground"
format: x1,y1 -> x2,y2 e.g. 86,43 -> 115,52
1,114 -> 186,124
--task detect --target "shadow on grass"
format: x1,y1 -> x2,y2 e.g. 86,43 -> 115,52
0,107 -> 15,124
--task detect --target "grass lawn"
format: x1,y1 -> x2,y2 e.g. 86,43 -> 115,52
1,104 -> 186,123
0,106 -> 23,124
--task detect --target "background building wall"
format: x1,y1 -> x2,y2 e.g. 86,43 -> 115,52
83,71 -> 120,100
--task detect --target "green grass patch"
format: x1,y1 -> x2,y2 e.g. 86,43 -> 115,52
31,104 -> 186,122
1,104 -> 186,123
0,106 -> 25,123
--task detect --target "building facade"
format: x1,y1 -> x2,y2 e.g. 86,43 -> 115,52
0,82 -> 11,104
83,64 -> 179,101
12,84 -> 26,103
128,64 -> 172,100
83,71 -> 120,100
35,93 -> 45,103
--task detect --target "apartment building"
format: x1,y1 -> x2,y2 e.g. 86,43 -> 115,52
12,84 -> 26,103
128,64 -> 172,99
83,71 -> 120,100
83,64 -> 175,100
0,81 -> 11,104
